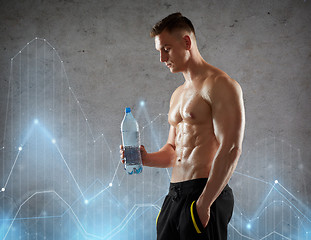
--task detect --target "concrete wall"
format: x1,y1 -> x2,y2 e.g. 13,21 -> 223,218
0,0 -> 310,239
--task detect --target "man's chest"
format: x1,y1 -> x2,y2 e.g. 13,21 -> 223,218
168,87 -> 213,127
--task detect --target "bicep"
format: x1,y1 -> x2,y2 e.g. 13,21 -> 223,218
211,78 -> 245,149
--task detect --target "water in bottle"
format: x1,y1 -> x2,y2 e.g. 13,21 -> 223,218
121,107 -> 143,175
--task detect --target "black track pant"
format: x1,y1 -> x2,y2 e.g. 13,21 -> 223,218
156,178 -> 234,240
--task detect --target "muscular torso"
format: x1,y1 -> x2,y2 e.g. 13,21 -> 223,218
168,74 -> 221,183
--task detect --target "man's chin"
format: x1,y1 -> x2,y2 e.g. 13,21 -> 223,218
169,67 -> 179,73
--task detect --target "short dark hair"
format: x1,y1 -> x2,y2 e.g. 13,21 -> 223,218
150,12 -> 195,38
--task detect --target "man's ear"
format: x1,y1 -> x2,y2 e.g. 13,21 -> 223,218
183,35 -> 191,50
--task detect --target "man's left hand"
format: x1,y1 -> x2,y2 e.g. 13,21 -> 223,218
196,197 -> 211,228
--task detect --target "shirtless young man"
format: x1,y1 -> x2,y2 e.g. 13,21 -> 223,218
120,12 -> 245,240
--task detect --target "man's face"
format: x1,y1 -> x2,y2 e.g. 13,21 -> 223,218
154,30 -> 189,73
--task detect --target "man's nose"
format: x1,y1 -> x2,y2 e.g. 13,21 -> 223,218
160,52 -> 168,63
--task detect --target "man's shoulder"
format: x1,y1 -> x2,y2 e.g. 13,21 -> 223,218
169,85 -> 184,106
201,68 -> 242,102
171,84 -> 184,97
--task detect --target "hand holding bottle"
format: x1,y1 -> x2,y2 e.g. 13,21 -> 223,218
120,144 -> 148,165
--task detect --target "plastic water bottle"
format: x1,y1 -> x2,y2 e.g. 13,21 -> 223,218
121,107 -> 143,175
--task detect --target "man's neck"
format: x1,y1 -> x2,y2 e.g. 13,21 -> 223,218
182,56 -> 210,84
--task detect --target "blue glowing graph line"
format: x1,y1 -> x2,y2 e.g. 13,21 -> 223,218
234,171 -> 270,185
2,189 -> 163,240
272,184 -> 311,223
141,107 -> 160,150
2,150 -> 22,190
229,222 -> 293,240
250,183 -> 276,221
278,181 -> 302,206
87,186 -> 110,203
133,193 -> 167,222
3,60 -> 12,143
118,170 -> 126,186
255,200 -> 292,221
2,190 -> 106,240
103,203 -> 161,240
140,113 -> 167,129
1,121 -> 86,199
141,113 -> 171,181
231,196 -> 305,237
233,170 -> 311,224
53,141 -> 86,199
229,223 -> 254,240
110,159 -> 122,187
259,231 -> 292,240
234,199 -> 307,234
0,178 -> 126,222
1,180 -> 95,221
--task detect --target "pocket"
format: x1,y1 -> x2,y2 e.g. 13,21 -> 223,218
156,210 -> 161,226
190,200 -> 205,234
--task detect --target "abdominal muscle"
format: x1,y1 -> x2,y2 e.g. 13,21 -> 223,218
170,121 -> 219,183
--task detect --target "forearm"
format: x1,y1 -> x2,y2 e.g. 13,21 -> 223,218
143,143 -> 176,168
200,146 -> 242,207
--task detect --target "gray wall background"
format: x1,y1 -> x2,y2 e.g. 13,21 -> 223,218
0,0 -> 310,239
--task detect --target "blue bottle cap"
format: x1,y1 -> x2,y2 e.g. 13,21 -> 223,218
125,107 -> 131,113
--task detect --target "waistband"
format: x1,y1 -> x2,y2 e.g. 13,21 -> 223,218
169,178 -> 230,197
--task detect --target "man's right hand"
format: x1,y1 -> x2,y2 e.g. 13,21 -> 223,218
120,145 -> 148,165
120,145 -> 125,164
